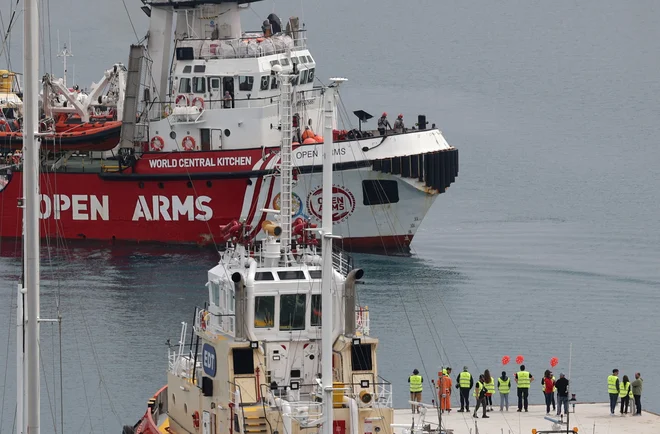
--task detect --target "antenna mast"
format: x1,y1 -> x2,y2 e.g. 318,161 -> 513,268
57,30 -> 73,88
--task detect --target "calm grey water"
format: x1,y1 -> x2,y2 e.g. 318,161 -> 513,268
2,0 -> 660,432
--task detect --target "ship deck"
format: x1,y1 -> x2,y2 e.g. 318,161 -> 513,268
392,403 -> 658,434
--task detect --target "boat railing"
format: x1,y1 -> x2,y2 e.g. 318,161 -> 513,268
194,306 -> 235,338
374,377 -> 393,408
332,246 -> 354,276
285,401 -> 324,427
177,32 -> 307,60
355,305 -> 370,337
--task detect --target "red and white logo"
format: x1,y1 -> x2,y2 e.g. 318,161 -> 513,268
307,185 -> 356,223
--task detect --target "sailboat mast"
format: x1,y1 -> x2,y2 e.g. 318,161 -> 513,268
321,81 -> 340,434
24,0 -> 41,430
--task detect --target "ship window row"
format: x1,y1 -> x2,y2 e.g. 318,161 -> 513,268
181,65 -> 207,73
254,269 -> 321,281
178,71 -> 311,95
254,294 -> 322,330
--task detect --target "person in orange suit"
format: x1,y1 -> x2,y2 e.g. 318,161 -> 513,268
438,367 -> 453,412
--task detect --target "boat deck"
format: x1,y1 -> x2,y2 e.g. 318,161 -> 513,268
392,403 -> 658,434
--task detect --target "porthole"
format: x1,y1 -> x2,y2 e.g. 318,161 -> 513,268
187,181 -> 193,188
206,181 -> 213,188
158,182 -> 164,189
138,182 -> 144,189
224,129 -> 231,137
170,131 -> 177,140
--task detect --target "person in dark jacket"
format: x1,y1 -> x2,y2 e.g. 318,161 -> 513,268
554,373 -> 569,416
455,366 -> 474,412
631,372 -> 643,416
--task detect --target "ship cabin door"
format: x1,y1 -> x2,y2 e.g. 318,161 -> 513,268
207,76 -> 221,109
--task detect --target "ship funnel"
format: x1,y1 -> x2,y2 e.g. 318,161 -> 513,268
344,268 -> 364,335
262,220 -> 282,237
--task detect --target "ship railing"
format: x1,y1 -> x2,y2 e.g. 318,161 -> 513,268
374,377 -> 394,408
355,305 -> 370,337
285,401 -> 324,428
332,246 -> 354,276
177,32 -> 308,60
194,306 -> 235,338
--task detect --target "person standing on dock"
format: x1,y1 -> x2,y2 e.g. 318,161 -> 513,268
472,375 -> 489,419
542,370 -> 555,415
456,366 -> 473,413
498,371 -> 511,411
438,368 -> 452,413
607,368 -> 620,415
619,375 -> 632,414
632,372 -> 643,416
484,369 -> 495,411
408,369 -> 423,413
554,373 -> 569,416
515,365 -> 533,412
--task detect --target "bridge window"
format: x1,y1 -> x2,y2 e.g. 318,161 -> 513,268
300,70 -> 308,85
192,77 -> 206,94
307,55 -> 314,64
362,180 -> 399,206
183,65 -> 192,73
239,76 -> 254,91
309,270 -> 322,279
179,78 -> 191,94
307,68 -> 315,83
311,294 -> 322,326
210,281 -> 220,306
255,271 -> 274,281
193,65 -> 206,73
277,270 -> 305,280
280,294 -> 306,331
254,296 -> 275,328
271,76 -> 278,90
280,58 -> 290,66
270,60 -> 280,67
260,76 -> 270,91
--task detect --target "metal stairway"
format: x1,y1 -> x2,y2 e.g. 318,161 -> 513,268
278,77 -> 293,251
242,406 -> 269,434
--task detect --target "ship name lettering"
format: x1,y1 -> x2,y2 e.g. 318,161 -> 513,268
148,156 -> 252,169
39,194 -> 109,221
131,195 -> 213,222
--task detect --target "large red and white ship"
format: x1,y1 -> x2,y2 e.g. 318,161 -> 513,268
0,0 -> 458,254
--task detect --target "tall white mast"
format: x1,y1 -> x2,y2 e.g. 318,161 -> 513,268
56,31 -> 73,88
321,78 -> 345,434
24,0 -> 41,431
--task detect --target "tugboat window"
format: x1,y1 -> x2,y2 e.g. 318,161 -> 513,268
270,60 -> 280,67
239,76 -> 254,91
271,76 -> 279,90
277,270 -> 305,280
362,180 -> 399,206
179,78 -> 191,94
280,58 -> 290,66
233,348 -> 255,375
254,296 -> 275,328
183,65 -> 192,73
311,294 -> 322,326
307,68 -> 315,83
192,77 -> 206,93
309,270 -> 322,279
193,65 -> 206,73
260,76 -> 270,91
280,294 -> 306,330
351,344 -> 373,371
300,70 -> 308,84
210,281 -> 220,306
255,272 -> 274,281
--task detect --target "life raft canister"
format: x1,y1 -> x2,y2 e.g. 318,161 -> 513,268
192,410 -> 200,429
150,136 -> 165,151
182,135 -> 196,151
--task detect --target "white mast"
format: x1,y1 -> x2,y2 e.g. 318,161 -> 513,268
16,282 -> 25,434
321,78 -> 345,434
24,0 -> 41,431
56,31 -> 73,88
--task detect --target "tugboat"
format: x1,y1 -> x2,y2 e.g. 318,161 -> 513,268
131,78 -> 394,434
0,0 -> 458,254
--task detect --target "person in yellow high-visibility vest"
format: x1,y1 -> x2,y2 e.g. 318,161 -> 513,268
515,365 -> 534,412
498,371 -> 511,411
409,369 -> 423,413
608,368 -> 620,415
455,366 -> 474,412
619,374 -> 632,414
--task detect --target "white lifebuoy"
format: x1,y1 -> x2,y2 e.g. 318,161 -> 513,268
191,97 -> 204,110
182,135 -> 196,151
150,136 -> 165,151
175,94 -> 189,107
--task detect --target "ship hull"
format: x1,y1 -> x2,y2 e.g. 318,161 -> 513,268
0,131 -> 458,255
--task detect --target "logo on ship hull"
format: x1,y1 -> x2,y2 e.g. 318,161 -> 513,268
307,185 -> 356,223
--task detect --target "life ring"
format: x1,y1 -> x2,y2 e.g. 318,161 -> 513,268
175,94 -> 189,107
162,104 -> 172,117
182,135 -> 196,151
150,136 -> 165,152
191,97 -> 204,110
192,411 -> 200,429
